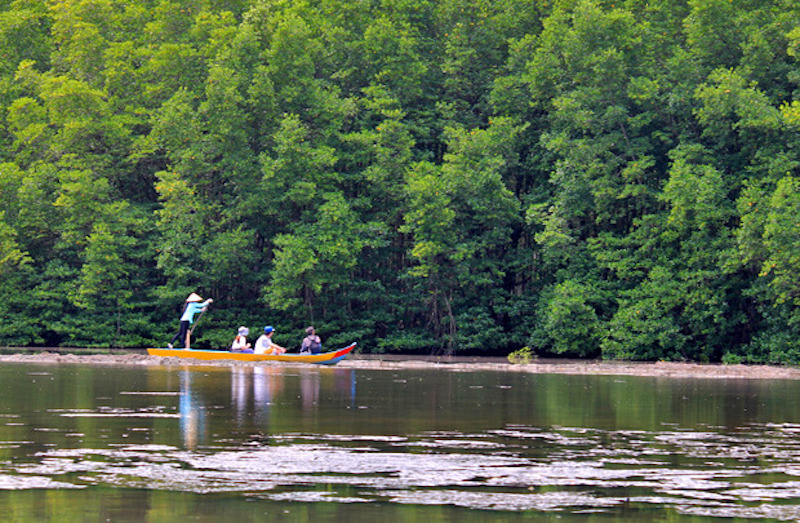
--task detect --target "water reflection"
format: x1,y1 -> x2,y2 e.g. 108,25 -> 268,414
18,421 -> 800,520
230,366 -> 284,426
300,371 -> 319,411
179,370 -> 203,450
182,366 -> 354,448
2,364 -> 800,521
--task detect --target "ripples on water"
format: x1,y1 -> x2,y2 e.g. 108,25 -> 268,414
2,365 -> 800,521
5,414 -> 800,519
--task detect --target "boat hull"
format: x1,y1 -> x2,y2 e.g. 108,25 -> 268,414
147,342 -> 356,365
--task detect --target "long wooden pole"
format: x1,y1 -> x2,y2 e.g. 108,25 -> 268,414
186,307 -> 208,350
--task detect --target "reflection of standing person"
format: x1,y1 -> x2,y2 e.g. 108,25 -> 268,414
300,326 -> 323,354
179,370 -> 204,450
168,293 -> 213,349
254,326 -> 287,355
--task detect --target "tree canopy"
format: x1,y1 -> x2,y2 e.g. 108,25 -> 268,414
1,0 -> 799,362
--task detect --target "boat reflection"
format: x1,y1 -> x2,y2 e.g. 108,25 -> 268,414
179,366 -> 356,448
231,366 -> 285,425
300,371 -> 319,411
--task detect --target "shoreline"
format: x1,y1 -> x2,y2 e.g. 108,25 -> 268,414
0,351 -> 798,380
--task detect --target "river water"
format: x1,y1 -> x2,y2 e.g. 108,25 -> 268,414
0,361 -> 799,521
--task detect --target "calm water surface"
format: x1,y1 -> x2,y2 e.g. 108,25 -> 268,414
0,362 -> 799,521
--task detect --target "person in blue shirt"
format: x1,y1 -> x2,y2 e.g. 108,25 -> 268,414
168,293 -> 213,349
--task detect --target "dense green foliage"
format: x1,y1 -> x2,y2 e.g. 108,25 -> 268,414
1,0 -> 799,361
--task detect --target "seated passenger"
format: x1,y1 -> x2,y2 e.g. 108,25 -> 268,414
300,326 -> 323,354
254,325 -> 287,355
230,326 -> 252,353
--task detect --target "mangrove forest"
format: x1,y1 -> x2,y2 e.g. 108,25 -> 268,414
1,0 -> 800,362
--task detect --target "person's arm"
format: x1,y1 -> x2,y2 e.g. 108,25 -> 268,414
187,299 -> 213,322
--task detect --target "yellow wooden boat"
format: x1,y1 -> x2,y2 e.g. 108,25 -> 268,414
147,342 -> 356,365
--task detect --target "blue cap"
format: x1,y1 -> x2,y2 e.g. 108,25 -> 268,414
264,325 -> 274,334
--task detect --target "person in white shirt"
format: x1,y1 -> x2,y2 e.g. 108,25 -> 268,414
230,326 -> 252,353
254,325 -> 286,355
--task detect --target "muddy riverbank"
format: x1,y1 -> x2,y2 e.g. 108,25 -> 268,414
0,350 -> 798,380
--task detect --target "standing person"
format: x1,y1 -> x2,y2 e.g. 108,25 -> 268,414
254,325 -> 287,355
168,293 -> 213,349
230,326 -> 252,353
300,326 -> 323,354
